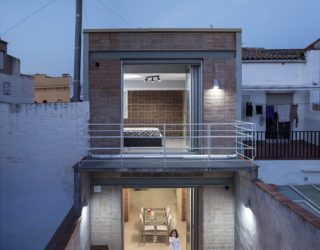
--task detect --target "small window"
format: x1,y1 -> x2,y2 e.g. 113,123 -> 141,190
3,82 -> 11,95
57,99 -> 63,102
310,90 -> 320,111
0,51 -> 4,70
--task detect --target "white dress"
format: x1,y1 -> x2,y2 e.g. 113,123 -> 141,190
169,237 -> 180,250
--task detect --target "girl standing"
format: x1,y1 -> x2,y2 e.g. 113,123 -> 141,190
169,229 -> 180,250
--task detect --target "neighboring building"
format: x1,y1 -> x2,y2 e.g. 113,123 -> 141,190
242,40 -> 320,160
242,39 -> 320,132
34,73 -> 71,103
0,39 -> 34,103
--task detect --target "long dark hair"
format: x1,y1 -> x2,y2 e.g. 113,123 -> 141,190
169,229 -> 179,238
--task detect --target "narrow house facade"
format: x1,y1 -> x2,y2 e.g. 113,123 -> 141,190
79,28 -> 257,250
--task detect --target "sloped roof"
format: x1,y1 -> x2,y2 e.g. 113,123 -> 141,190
242,48 -> 305,61
304,39 -> 320,51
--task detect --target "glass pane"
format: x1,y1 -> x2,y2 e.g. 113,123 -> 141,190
295,201 -> 320,217
294,186 -> 320,209
277,186 -> 305,200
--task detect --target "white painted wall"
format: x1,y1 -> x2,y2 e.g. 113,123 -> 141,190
0,73 -> 34,103
257,160 -> 320,185
0,102 -> 89,250
243,62 -> 307,87
242,50 -> 320,131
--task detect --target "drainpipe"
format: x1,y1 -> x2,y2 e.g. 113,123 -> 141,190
73,0 -> 82,102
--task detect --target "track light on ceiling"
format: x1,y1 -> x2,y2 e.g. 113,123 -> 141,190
144,75 -> 161,83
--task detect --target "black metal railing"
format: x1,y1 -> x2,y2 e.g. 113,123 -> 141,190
251,131 -> 320,159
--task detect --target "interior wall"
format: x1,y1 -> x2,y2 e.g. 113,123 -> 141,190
91,186 -> 122,249
125,90 -> 184,135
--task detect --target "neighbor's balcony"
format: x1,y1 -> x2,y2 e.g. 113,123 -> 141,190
251,131 -> 320,159
81,121 -> 256,170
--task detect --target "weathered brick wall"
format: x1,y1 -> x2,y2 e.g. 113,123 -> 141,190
0,102 -> 89,250
202,186 -> 235,250
125,90 -> 184,136
91,186 -> 122,249
89,32 -> 236,51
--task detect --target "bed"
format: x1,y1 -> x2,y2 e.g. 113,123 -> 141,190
124,127 -> 163,147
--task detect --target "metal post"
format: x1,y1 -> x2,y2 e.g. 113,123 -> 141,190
73,0 -> 82,102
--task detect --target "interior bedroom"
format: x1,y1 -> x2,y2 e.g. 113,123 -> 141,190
123,63 -> 198,155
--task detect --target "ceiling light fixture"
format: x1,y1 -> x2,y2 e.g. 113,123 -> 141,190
144,75 -> 161,83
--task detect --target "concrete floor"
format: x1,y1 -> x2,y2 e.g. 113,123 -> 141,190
124,188 -> 187,250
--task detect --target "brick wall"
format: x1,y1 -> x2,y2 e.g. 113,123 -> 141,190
89,32 -> 236,51
91,186 -> 122,249
88,31 -> 238,153
125,90 -> 184,136
0,102 -> 89,250
202,186 -> 235,250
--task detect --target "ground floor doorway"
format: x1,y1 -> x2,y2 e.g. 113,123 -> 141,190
123,188 -> 195,250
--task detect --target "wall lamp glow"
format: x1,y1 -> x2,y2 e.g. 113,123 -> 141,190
244,198 -> 251,208
144,75 -> 161,83
212,79 -> 220,89
82,195 -> 88,207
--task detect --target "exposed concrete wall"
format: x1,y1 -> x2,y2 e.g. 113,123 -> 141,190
91,186 -> 122,249
235,171 -> 320,250
202,186 -> 234,250
257,160 -> 320,185
66,172 -> 91,250
0,102 -> 89,250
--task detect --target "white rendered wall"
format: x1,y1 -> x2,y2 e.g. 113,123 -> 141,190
0,73 -> 34,103
0,102 -> 89,250
257,160 -> 320,185
242,62 -> 307,87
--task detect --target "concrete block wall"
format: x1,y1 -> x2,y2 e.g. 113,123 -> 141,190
0,102 -> 89,250
65,172 -> 91,250
235,171 -> 320,250
202,186 -> 235,250
91,186 -> 122,249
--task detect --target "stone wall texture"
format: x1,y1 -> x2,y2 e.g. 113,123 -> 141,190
90,186 -> 122,249
202,186 -> 235,250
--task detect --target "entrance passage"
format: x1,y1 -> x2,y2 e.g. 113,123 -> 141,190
123,188 -> 193,250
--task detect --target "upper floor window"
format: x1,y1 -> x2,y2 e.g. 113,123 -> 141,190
0,51 -> 4,70
310,90 -> 320,111
3,82 -> 11,95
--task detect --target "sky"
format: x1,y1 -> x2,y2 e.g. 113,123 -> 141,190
0,0 -> 319,77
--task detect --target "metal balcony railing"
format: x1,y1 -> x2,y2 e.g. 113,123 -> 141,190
252,131 -> 320,159
86,121 -> 256,163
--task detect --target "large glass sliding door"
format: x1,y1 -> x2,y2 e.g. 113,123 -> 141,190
186,65 -> 202,152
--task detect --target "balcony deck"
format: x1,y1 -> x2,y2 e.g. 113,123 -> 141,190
82,121 -> 257,172
79,156 -> 256,172
252,131 -> 320,159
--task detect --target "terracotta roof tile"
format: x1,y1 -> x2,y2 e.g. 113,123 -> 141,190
242,48 -> 305,61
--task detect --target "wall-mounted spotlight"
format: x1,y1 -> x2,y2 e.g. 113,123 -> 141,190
212,79 -> 220,89
144,75 -> 161,83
